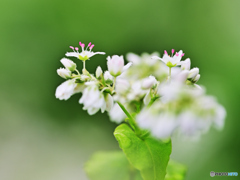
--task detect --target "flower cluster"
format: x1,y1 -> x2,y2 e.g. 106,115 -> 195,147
55,44 -> 226,140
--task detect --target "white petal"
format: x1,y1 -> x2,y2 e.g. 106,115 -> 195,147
65,52 -> 80,58
126,53 -> 140,64
105,94 -> 113,112
123,62 -> 132,72
143,91 -> 151,105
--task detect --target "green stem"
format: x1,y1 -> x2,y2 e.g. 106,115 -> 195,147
112,77 -> 116,90
117,102 -> 141,136
83,61 -> 86,70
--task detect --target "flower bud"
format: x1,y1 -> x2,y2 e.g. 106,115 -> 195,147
60,58 -> 76,71
95,66 -> 103,78
181,58 -> 191,70
104,71 -> 113,81
188,68 -> 199,79
141,75 -> 157,89
107,55 -> 124,77
193,74 -> 200,83
57,68 -> 71,79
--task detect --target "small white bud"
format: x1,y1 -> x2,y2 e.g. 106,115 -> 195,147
141,75 -> 157,89
188,68 -> 199,79
104,71 -> 113,81
95,66 -> 103,78
57,68 -> 71,79
193,74 -> 200,83
107,55 -> 124,77
60,58 -> 76,71
181,58 -> 191,70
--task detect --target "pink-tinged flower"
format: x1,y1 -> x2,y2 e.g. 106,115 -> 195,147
107,55 -> 132,77
152,50 -> 184,67
65,42 -> 105,61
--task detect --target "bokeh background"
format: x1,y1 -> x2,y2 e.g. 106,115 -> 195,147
0,0 -> 239,180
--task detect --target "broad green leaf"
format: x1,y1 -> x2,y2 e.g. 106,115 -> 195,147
85,151 -> 143,180
165,160 -> 187,180
114,123 -> 172,180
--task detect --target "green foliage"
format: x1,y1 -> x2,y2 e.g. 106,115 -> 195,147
85,151 -> 187,180
114,123 -> 172,180
165,160 -> 187,180
85,151 -> 142,180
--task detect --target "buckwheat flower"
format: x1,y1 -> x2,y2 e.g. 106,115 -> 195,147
60,58 -> 76,71
141,75 -> 157,89
126,52 -> 160,65
104,71 -> 114,81
115,78 -> 130,95
109,103 -> 127,123
55,79 -> 78,100
151,113 -> 177,139
79,85 -> 104,115
65,42 -> 105,61
180,58 -> 191,70
95,66 -> 103,78
57,68 -> 71,79
101,94 -> 114,113
152,50 -> 184,68
107,55 -> 132,77
79,83 -> 113,115
188,68 -> 199,79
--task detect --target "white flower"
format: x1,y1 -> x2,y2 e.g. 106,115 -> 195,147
126,52 -> 160,65
109,103 -> 127,123
57,68 -> 71,79
96,66 -> 103,78
115,78 -> 130,94
79,84 -> 113,115
151,113 -> 177,139
141,75 -> 157,89
65,42 -> 105,61
104,71 -> 114,81
193,74 -> 201,83
60,58 -> 76,71
213,105 -> 226,130
180,58 -> 191,70
188,68 -> 199,79
152,50 -> 184,67
107,55 -> 132,77
55,79 -> 79,100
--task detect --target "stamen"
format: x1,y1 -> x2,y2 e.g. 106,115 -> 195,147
171,49 -> 175,54
70,46 -> 74,50
88,42 -> 92,47
176,53 -> 179,56
75,47 -> 79,51
164,50 -> 168,55
79,42 -> 82,46
90,44 -> 95,50
81,43 -> 85,51
181,53 -> 185,57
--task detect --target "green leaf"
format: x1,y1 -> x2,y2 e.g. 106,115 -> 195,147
114,123 -> 172,180
165,160 -> 187,180
85,151 -> 143,180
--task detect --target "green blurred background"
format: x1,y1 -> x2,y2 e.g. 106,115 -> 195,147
0,0 -> 239,179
